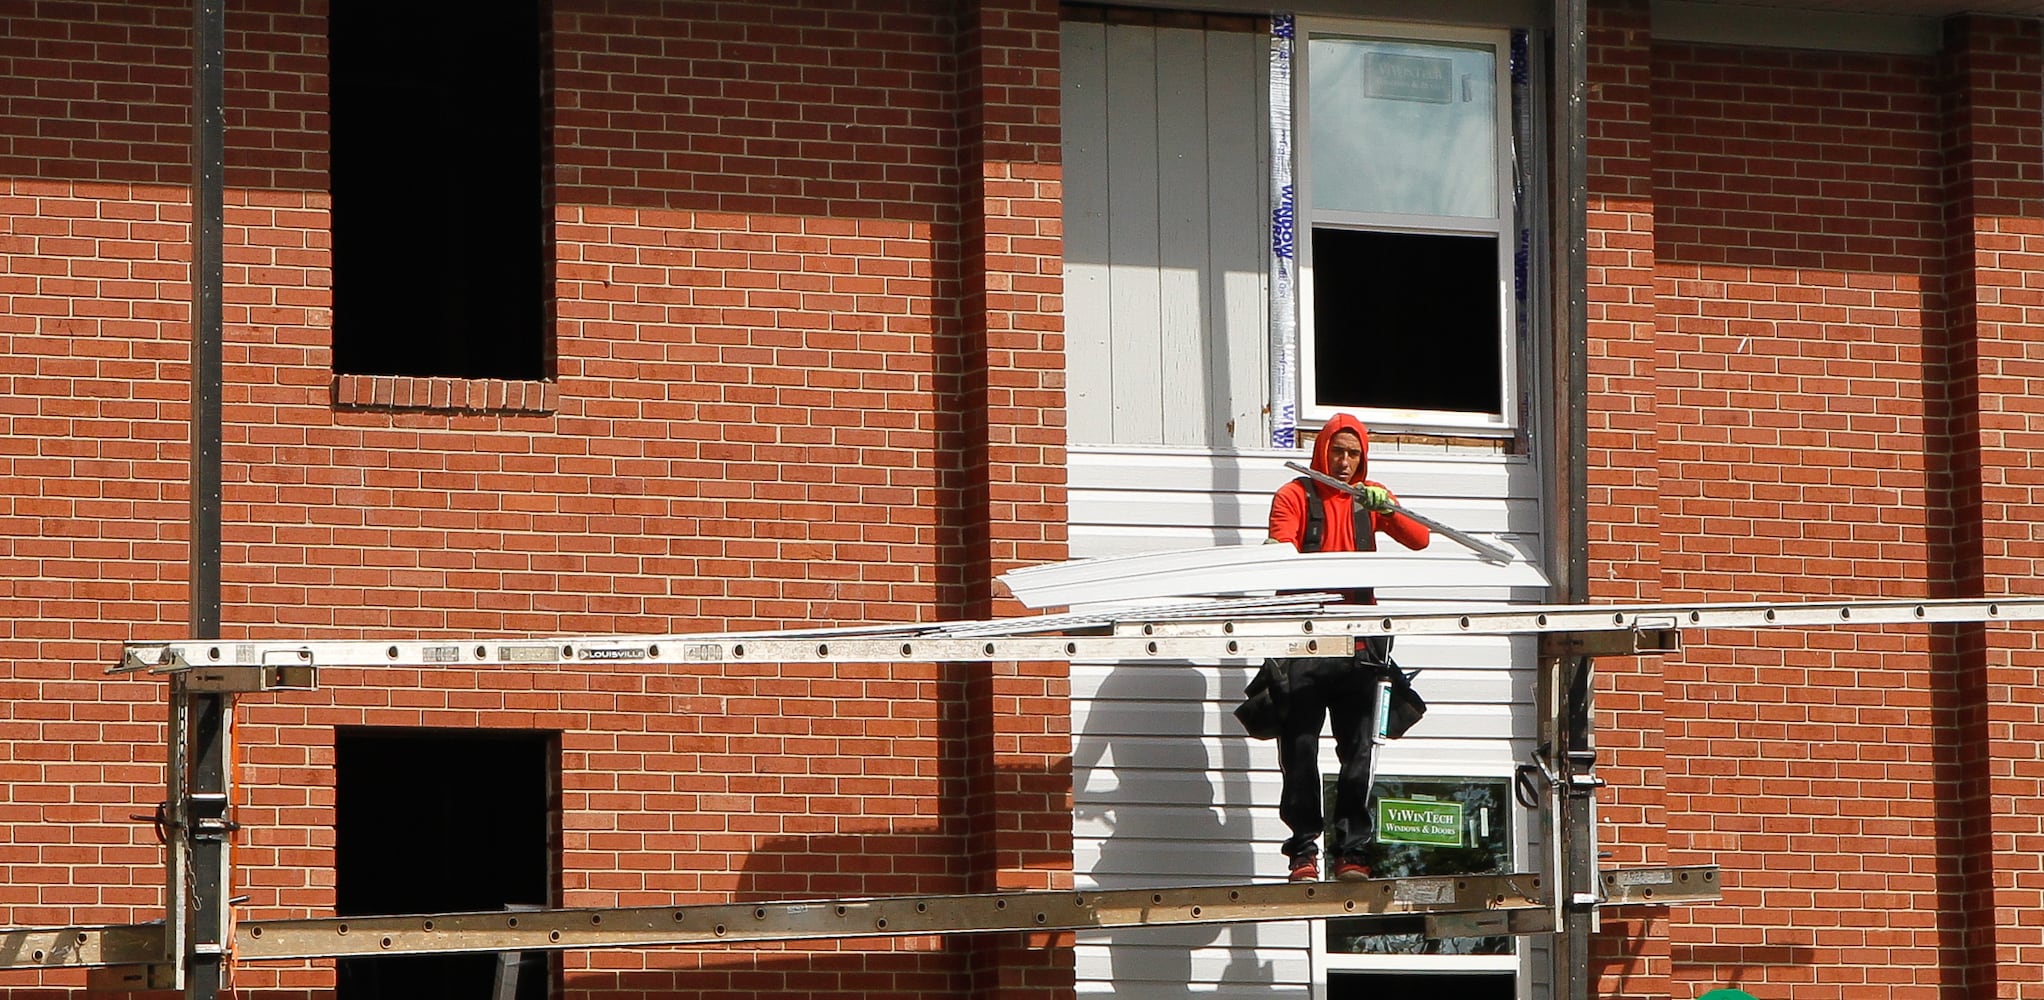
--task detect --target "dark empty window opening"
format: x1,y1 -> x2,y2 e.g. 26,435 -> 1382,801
1311,227 -> 1502,416
329,0 -> 549,380
335,729 -> 556,1000
1330,972 -> 1515,999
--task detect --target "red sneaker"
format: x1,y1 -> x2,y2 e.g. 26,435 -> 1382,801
1287,859 -> 1320,882
1333,860 -> 1371,881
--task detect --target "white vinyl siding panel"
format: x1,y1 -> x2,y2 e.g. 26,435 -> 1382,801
1063,23 -> 1114,442
1104,26 -> 1165,444
1068,446 -> 1545,996
1205,31 -> 1270,445
1062,21 -> 1269,449
1157,26 -> 1210,438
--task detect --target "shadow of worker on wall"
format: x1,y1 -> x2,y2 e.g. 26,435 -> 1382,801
1072,660 -> 1296,998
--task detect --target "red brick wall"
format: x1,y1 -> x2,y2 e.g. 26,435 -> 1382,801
1936,16 -> 2044,1000
1584,2 -> 1673,995
1627,14 -> 2043,1000
0,0 -> 209,969
7,1 -> 2041,998
0,1 -> 1067,997
949,3 -> 1072,1000
1648,33 -> 1949,1000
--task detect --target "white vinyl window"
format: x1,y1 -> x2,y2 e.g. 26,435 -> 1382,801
1296,21 -> 1518,433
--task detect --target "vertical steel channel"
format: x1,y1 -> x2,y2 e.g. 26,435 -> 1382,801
1545,1 -> 1592,999
184,1 -> 229,998
1555,0 -> 1589,603
191,0 -> 224,633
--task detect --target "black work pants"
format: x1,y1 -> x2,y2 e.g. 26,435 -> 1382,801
1277,638 -> 1390,863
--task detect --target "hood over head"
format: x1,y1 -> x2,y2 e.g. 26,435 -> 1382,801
1310,413 -> 1369,484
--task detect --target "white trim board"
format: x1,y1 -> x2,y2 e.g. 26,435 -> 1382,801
998,543 -> 1550,609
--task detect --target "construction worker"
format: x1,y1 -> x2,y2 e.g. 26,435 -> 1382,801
1265,413 -> 1429,882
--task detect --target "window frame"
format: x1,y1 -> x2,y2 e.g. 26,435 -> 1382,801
1293,19 -> 1519,435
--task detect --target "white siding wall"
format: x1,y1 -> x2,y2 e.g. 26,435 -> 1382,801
1062,16 -> 1549,998
1067,445 -> 1546,997
1063,19 -> 1271,450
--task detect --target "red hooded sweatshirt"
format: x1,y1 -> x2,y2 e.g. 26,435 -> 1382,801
1268,413 -> 1430,554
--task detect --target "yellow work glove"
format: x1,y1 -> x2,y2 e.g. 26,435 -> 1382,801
1358,485 -> 1393,512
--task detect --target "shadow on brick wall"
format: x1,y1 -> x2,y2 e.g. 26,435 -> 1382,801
549,773 -> 1038,998
1,1 -> 1054,224
541,728 -> 1274,998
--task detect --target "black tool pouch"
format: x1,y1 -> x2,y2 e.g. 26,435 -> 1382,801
1232,658 -> 1288,740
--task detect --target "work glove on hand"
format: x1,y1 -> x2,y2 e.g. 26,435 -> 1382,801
1358,485 -> 1393,512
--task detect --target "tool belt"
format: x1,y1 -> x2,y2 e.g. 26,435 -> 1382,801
1233,645 -> 1426,741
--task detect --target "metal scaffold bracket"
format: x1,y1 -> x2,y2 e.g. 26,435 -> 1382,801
180,664 -> 317,693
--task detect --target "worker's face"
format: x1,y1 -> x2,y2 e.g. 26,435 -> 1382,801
1326,430 -> 1363,481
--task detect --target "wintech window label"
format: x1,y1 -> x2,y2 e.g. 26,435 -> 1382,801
1377,797 -> 1465,847
1362,51 -> 1452,103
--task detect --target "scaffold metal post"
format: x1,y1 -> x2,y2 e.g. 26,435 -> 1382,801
1546,634 -> 1599,1000
1537,627 -> 1674,1000
183,0 -> 229,993
174,677 -> 235,1000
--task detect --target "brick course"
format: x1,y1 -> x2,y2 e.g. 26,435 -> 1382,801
0,1 -> 1065,996
1585,1 -> 1673,994
1628,13 -> 2043,1000
4,1 -> 2042,998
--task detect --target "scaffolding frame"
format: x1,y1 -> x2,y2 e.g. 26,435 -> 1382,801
9,594 -> 2038,993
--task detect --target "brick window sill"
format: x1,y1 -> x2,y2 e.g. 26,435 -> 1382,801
332,374 -> 559,414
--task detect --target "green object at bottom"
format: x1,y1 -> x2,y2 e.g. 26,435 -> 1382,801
1698,990 -> 1756,1000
